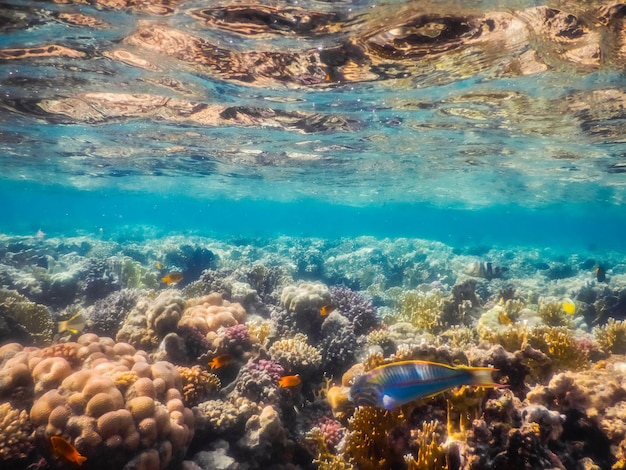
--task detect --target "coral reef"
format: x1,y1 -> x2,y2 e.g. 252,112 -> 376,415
329,286 -> 379,335
87,288 -> 142,338
0,289 -> 54,346
268,333 -> 322,379
0,402 -> 33,461
0,333 -> 194,470
179,293 -> 247,338
2,234 -> 626,469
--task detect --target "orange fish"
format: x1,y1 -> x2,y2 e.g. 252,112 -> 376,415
50,436 -> 87,466
209,354 -> 231,369
320,304 -> 336,317
161,272 -> 183,285
278,375 -> 301,387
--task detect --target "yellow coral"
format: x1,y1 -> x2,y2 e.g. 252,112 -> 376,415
0,402 -> 33,460
446,386 -> 486,440
247,319 -> 272,348
366,329 -> 392,347
405,421 -> 447,470
393,290 -> 445,334
112,370 -> 139,391
344,407 -> 403,470
307,427 -> 354,470
594,318 -> 626,355
479,324 -> 528,352
538,301 -> 574,328
440,326 -> 477,348
528,326 -> 588,371
177,365 -> 220,407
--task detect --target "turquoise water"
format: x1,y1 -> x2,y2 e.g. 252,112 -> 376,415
3,179 -> 626,252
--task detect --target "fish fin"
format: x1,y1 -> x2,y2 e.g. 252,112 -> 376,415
76,455 -> 87,465
382,394 -> 400,410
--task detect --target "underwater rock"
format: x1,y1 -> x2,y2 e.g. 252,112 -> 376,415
192,440 -> 238,470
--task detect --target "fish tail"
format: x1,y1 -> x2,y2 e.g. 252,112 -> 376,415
467,367 -> 501,388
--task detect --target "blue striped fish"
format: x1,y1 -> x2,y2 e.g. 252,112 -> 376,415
348,360 -> 498,410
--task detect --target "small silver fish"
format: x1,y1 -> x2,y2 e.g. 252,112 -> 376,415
349,360 -> 499,410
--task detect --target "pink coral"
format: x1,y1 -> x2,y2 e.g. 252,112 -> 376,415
179,293 -> 247,338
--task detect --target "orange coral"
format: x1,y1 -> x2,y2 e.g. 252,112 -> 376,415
177,365 -> 220,406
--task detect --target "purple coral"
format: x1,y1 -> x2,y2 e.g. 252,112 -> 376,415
245,359 -> 285,384
314,416 -> 345,449
329,286 -> 379,335
223,324 -> 250,346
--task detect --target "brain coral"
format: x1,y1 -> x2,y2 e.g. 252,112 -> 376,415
281,282 -> 331,315
0,333 -> 194,470
116,290 -> 185,350
179,293 -> 246,338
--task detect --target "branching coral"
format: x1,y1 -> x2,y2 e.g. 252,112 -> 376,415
537,300 -> 574,328
268,333 -> 322,378
344,406 -> 404,470
330,286 -> 379,335
177,365 -> 220,407
527,326 -> 588,371
393,290 -> 444,333
0,402 -> 33,461
405,420 -> 446,470
594,318 -> 626,354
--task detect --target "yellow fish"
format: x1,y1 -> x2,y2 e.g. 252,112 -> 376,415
155,261 -> 163,270
57,312 -> 86,335
161,272 -> 183,285
498,311 -> 514,325
50,436 -> 87,466
562,299 -> 576,315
